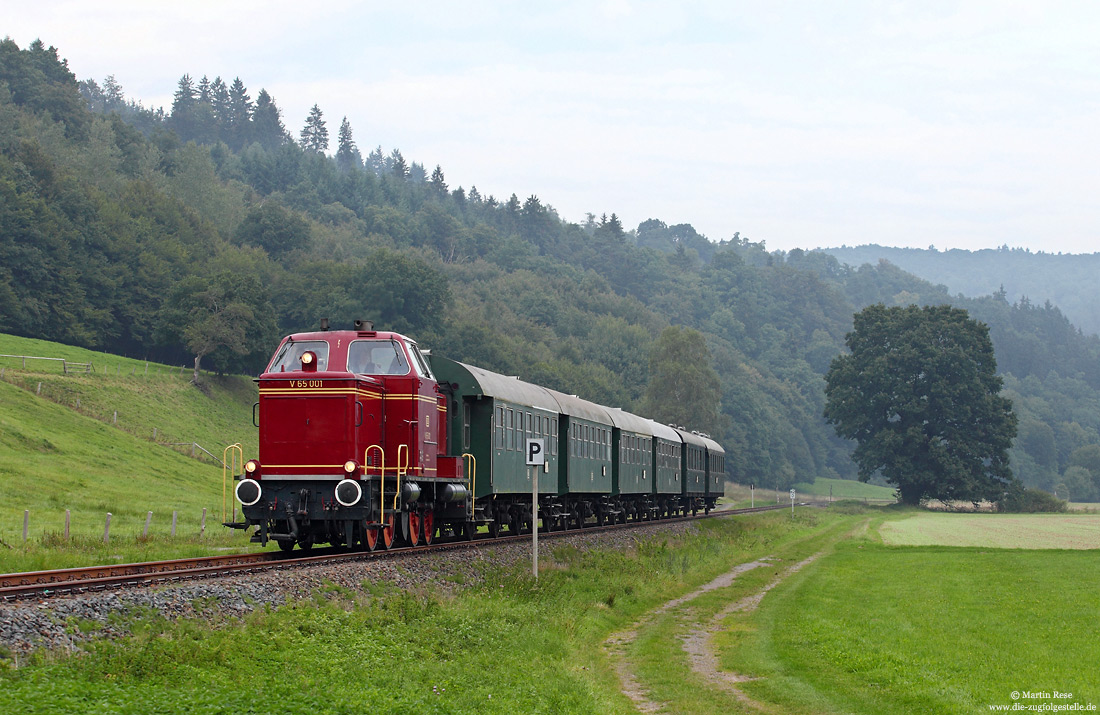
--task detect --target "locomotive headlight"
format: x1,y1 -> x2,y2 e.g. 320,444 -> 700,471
244,459 -> 261,479
343,460 -> 359,478
236,478 -> 262,507
334,479 -> 363,507
301,351 -> 314,365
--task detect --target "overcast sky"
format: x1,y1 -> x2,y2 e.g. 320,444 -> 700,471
7,2 -> 1100,253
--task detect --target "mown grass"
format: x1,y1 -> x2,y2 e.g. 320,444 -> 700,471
0,510 -> 839,713
792,476 -> 897,501
0,332 -> 259,571
880,511 -> 1100,549
721,530 -> 1100,713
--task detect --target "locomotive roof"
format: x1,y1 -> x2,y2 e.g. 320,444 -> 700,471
434,358 -> 561,412
545,388 -> 613,425
285,329 -> 411,342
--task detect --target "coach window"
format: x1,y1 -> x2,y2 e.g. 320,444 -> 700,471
507,408 -> 515,450
552,418 -> 558,455
463,403 -> 472,450
496,407 -> 504,450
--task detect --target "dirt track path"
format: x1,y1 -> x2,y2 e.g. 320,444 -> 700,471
603,558 -> 774,713
681,552 -> 824,708
605,539 -> 840,713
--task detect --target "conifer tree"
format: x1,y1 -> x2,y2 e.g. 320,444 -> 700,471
226,77 -> 252,149
335,116 -> 361,170
252,89 -> 287,149
430,164 -> 448,195
389,148 -> 408,178
300,104 -> 328,152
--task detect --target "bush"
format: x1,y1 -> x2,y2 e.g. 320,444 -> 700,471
997,487 -> 1068,513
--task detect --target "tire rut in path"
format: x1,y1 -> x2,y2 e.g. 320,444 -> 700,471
603,558 -> 774,713
681,552 -> 825,708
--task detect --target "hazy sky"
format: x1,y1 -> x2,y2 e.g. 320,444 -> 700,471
7,2 -> 1100,252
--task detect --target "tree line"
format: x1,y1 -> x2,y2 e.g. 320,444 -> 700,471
3,36 -> 1100,502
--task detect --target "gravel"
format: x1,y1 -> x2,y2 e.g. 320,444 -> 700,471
0,520 -> 698,662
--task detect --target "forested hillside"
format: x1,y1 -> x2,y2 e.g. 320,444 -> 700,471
820,244 -> 1100,336
3,37 -> 1100,501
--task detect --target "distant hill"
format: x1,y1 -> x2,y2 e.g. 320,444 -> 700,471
817,245 -> 1100,336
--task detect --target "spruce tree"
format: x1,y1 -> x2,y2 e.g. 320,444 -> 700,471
300,104 -> 328,152
335,116 -> 361,170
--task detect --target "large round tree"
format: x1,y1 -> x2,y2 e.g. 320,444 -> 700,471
824,304 -> 1018,505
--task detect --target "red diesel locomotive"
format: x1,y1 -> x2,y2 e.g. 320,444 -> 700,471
233,321 -> 726,550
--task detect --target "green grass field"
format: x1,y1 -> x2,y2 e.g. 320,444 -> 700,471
0,334 -> 258,570
793,476 -> 897,501
880,511 -> 1100,549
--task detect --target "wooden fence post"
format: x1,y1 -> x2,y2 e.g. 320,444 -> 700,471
201,508 -> 206,536
172,510 -> 178,537
103,513 -> 112,544
23,510 -> 28,543
36,382 -> 41,395
143,511 -> 153,538
65,510 -> 70,540
113,411 -> 117,425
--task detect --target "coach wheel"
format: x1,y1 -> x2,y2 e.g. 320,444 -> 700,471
596,511 -> 605,527
380,514 -> 396,550
422,511 -> 435,545
463,521 -> 476,541
488,516 -> 501,538
508,513 -> 521,535
704,504 -> 711,515
573,510 -> 585,530
407,511 -> 421,547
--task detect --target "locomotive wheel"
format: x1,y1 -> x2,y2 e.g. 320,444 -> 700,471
463,521 -> 476,541
422,511 -> 435,545
380,514 -> 396,550
298,538 -> 313,552
278,539 -> 295,552
407,511 -> 421,547
364,522 -> 379,551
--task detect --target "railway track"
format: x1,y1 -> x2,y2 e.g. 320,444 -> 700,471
0,503 -> 807,602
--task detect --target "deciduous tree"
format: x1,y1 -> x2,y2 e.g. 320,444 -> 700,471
824,304 -> 1018,504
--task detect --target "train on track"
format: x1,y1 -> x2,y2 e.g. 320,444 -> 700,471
229,320 -> 726,551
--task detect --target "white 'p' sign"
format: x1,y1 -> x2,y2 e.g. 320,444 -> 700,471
526,438 -> 545,466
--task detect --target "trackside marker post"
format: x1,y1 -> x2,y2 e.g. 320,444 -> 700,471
526,438 -> 545,580
790,488 -> 796,515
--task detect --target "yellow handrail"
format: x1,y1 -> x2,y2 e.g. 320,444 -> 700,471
462,453 -> 476,518
222,443 -> 243,522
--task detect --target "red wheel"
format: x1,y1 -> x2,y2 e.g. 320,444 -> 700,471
363,521 -> 379,551
380,514 -> 396,550
421,511 -> 435,545
408,511 -> 421,547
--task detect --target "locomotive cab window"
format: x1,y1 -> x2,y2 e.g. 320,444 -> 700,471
347,339 -> 411,376
406,340 -> 434,379
268,340 -> 330,372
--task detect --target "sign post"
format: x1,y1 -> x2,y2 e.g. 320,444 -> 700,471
790,488 -> 796,515
525,438 -> 545,580
750,484 -> 754,509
